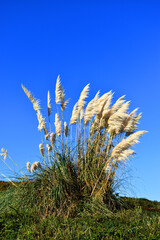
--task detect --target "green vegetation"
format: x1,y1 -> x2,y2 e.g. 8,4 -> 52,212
0,182 -> 160,239
0,78 -> 152,239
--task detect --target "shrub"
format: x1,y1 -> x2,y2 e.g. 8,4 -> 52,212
0,76 -> 146,217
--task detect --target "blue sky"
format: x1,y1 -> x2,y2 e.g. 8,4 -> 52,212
0,1 -> 160,201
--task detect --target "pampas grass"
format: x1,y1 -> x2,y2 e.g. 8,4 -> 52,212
47,91 -> 51,116
55,75 -> 61,104
30,161 -> 41,173
1,75 -> 147,218
70,102 -> 79,125
0,148 -> 7,160
54,113 -> 62,136
39,143 -> 45,156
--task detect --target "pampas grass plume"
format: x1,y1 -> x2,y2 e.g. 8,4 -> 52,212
60,84 -> 69,111
70,102 -> 79,125
0,148 -> 7,160
84,91 -> 99,125
50,132 -> 56,146
31,161 -> 41,173
46,144 -> 52,153
47,91 -> 51,116
26,162 -> 31,172
55,75 -> 61,104
39,143 -> 45,156
64,122 -> 69,137
78,83 -> 90,109
111,130 -> 147,159
54,113 -> 62,136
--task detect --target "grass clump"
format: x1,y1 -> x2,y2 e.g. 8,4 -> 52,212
0,75 -> 150,239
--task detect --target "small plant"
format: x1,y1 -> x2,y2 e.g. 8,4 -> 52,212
0,75 -> 147,217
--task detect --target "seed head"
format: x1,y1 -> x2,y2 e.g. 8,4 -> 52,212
55,75 -> 61,104
55,113 -> 62,136
64,122 -> 69,137
84,91 -> 100,125
50,132 -> 56,146
31,161 -> 41,173
26,162 -> 31,172
70,102 -> 79,125
39,143 -> 45,156
47,91 -> 51,116
46,144 -> 52,153
0,148 -> 7,160
77,84 -> 90,120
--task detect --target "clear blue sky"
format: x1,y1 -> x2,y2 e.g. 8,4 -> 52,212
0,1 -> 159,201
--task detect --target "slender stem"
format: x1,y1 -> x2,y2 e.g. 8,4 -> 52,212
61,109 -> 64,155
0,157 -> 20,179
48,115 -> 52,134
70,125 -> 72,155
8,155 -> 28,179
0,172 -> 17,186
91,155 -> 112,196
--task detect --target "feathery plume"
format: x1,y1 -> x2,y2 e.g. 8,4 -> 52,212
98,91 -> 112,105
80,109 -> 84,122
123,108 -> 138,132
22,85 -> 47,133
26,162 -> 31,172
111,130 -> 147,159
84,91 -> 100,125
21,84 -> 34,103
108,112 -> 128,134
55,75 -> 61,104
116,149 -> 135,162
117,101 -> 130,114
31,161 -> 41,173
39,143 -> 45,157
21,84 -> 40,112
110,95 -> 126,114
64,122 -> 69,137
54,113 -> 62,136
44,127 -> 49,140
98,91 -> 113,119
70,102 -> 79,125
90,91 -> 111,130
126,113 -> 142,134
33,99 -> 41,112
47,91 -> 51,116
0,148 -> 7,160
77,83 -> 90,120
60,84 -> 70,111
37,110 -> 46,131
50,132 -> 56,146
46,144 -> 52,153
101,94 -> 113,119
